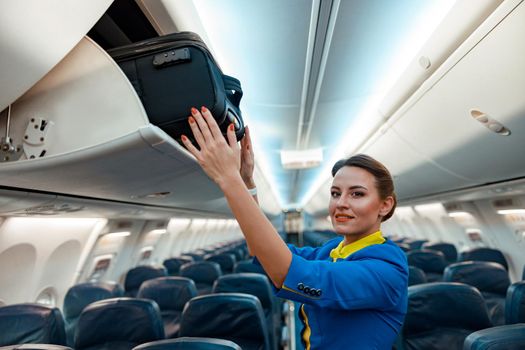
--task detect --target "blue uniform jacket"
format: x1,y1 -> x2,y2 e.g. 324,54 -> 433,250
263,237 -> 408,349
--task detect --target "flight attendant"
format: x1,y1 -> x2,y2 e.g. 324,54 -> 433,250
181,106 -> 408,350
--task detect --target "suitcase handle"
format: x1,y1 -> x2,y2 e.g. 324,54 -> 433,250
152,48 -> 191,68
223,75 -> 243,108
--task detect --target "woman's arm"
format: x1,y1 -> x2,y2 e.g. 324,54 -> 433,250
239,125 -> 257,256
181,107 -> 292,288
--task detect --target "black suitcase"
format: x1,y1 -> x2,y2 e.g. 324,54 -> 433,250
108,32 -> 244,143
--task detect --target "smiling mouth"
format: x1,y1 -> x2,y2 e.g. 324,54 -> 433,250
334,214 -> 355,222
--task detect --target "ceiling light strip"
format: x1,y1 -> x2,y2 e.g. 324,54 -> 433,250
300,0 -> 341,149
296,0 -> 322,149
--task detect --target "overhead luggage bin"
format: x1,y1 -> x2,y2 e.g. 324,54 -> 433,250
0,37 -> 237,215
0,0 -> 113,112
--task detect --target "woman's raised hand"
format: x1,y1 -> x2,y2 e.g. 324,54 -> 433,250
181,106 -> 241,189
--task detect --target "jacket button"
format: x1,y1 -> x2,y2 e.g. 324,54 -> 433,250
316,290 -> 322,297
297,283 -> 304,291
304,287 -> 311,294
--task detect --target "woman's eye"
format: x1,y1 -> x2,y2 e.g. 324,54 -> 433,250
330,191 -> 340,198
351,191 -> 364,197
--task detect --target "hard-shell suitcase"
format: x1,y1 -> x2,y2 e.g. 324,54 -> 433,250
108,32 -> 244,143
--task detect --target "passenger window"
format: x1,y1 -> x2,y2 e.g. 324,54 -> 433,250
35,287 -> 57,306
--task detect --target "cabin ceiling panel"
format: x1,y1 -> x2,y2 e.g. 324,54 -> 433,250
393,1 -> 525,186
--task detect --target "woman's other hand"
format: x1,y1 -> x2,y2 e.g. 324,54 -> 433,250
240,125 -> 255,188
181,106 -> 241,189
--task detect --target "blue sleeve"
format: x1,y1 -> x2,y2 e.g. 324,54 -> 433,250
275,254 -> 407,311
286,243 -> 324,260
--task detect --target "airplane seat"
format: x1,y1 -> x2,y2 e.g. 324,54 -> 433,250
182,253 -> 205,261
406,250 -> 448,282
463,324 -> 525,350
423,242 -> 458,263
505,281 -> 525,324
63,281 -> 124,346
212,274 -> 278,350
0,345 -> 72,349
163,257 -> 193,276
124,266 -> 168,297
458,248 -> 508,271
0,303 -> 67,347
179,262 -> 222,295
396,282 -> 492,350
408,266 -> 428,286
137,277 -> 198,338
397,243 -> 411,253
74,298 -> 164,350
406,240 -> 428,250
132,337 -> 241,350
179,293 -> 270,350
205,254 -> 236,274
233,260 -> 265,274
443,261 -> 510,326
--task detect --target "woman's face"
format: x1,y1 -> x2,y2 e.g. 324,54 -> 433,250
328,166 -> 394,243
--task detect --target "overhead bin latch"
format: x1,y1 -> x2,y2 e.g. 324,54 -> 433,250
23,115 -> 55,160
0,105 -> 23,162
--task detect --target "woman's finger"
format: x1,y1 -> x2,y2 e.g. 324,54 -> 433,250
200,106 -> 223,140
191,107 -> 214,142
188,116 -> 206,149
180,134 -> 201,158
226,123 -> 238,149
244,125 -> 253,152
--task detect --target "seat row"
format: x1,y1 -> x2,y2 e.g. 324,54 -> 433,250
0,292 -> 271,350
408,259 -> 524,326
395,282 -> 525,349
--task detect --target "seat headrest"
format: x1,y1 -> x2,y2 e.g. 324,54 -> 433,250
212,274 -> 273,311
458,247 -> 508,270
505,281 -> 525,324
163,257 -> 193,275
180,262 -> 222,284
180,293 -> 268,347
132,337 -> 242,350
0,304 -> 66,347
0,345 -> 72,350
74,298 -> 164,349
463,324 -> 525,350
205,254 -> 236,272
407,250 -> 448,273
443,261 -> 510,295
403,282 -> 492,337
138,277 -> 198,311
233,260 -> 265,274
422,242 -> 458,262
406,240 -> 428,250
124,266 -> 167,292
408,266 -> 427,286
63,281 -> 123,320
183,253 -> 205,261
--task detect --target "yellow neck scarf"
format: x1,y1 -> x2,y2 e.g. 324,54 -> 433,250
329,230 -> 385,262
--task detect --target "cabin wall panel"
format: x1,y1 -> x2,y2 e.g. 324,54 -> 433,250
0,217 -> 103,305
474,197 -> 525,282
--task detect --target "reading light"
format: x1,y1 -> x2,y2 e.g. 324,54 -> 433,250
280,148 -> 323,170
105,231 -> 130,238
497,209 -> 525,215
150,229 -> 167,235
448,211 -> 471,218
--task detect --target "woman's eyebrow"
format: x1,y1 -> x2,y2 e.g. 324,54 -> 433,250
348,185 -> 367,190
